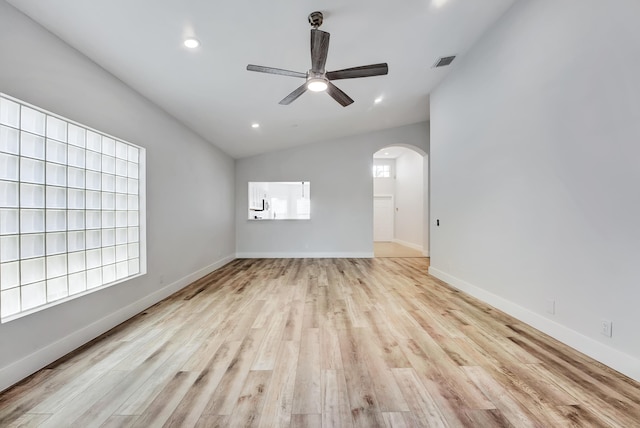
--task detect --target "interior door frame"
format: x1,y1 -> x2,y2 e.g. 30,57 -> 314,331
373,194 -> 395,242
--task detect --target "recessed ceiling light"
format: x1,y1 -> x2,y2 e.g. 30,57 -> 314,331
251,123 -> 260,128
384,152 -> 389,155
374,97 -> 383,104
184,38 -> 200,49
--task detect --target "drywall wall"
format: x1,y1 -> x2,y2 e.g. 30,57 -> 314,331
394,151 -> 423,250
423,151 -> 429,256
236,122 -> 429,257
430,0 -> 640,380
0,2 -> 235,391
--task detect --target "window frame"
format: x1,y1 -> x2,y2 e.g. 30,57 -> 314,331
373,164 -> 391,178
0,93 -> 147,323
248,181 -> 311,220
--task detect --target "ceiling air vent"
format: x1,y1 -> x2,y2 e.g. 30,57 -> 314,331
433,55 -> 456,68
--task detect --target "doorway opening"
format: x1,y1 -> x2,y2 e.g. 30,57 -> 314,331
373,146 -> 427,258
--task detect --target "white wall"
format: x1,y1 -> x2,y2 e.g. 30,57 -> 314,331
0,2 -> 235,391
394,151 -> 423,250
430,0 -> 640,380
236,122 -> 429,257
423,150 -> 430,256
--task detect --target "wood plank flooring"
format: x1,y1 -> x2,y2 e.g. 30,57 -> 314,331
373,243 -> 424,258
1,258 -> 640,427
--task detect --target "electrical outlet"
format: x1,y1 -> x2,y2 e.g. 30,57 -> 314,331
600,319 -> 613,337
545,299 -> 555,315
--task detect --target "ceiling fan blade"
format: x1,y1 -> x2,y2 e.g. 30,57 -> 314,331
326,63 -> 389,80
279,83 -> 308,105
326,82 -> 354,107
310,29 -> 330,73
247,64 -> 307,79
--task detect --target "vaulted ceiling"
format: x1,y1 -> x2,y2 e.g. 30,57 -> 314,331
7,0 -> 515,158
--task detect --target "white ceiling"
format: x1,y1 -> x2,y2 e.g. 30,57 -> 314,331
373,146 -> 414,159
7,0 -> 515,158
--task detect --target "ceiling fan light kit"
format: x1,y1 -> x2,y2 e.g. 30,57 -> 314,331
307,78 -> 328,92
247,11 -> 388,107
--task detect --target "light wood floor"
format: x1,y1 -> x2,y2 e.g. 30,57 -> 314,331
373,242 -> 425,258
1,258 -> 640,427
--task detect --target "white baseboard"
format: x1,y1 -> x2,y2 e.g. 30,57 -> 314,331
428,266 -> 640,383
0,254 -> 236,393
392,238 -> 423,252
236,252 -> 374,259
422,250 -> 430,257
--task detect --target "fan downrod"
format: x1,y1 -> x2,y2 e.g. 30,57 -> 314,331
308,11 -> 323,29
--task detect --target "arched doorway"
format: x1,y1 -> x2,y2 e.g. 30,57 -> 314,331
372,146 -> 428,258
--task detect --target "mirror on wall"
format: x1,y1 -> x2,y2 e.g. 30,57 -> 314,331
248,181 -> 310,220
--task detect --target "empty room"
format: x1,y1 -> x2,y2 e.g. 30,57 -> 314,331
1,0 -> 639,426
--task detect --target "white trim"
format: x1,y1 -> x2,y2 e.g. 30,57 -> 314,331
373,194 -> 394,242
236,252 -> 374,259
428,266 -> 640,383
391,238 -> 423,252
0,254 -> 235,393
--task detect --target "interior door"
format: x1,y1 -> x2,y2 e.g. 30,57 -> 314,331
373,195 -> 394,241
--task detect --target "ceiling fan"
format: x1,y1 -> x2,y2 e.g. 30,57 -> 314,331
247,11 -> 388,107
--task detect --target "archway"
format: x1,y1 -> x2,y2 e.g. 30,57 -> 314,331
372,145 -> 428,258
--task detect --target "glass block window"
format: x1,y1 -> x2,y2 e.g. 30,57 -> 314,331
0,94 -> 146,322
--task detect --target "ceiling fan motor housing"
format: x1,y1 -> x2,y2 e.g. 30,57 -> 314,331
308,11 -> 323,28
307,70 -> 324,80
